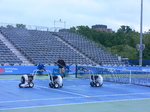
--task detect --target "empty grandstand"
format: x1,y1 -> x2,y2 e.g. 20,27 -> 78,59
0,39 -> 22,66
0,26 -> 126,66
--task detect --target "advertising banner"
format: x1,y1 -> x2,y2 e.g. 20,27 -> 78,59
0,66 -> 150,75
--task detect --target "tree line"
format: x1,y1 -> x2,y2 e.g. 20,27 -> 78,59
6,24 -> 26,29
69,25 -> 150,60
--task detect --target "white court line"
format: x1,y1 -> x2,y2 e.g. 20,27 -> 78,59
0,96 -> 83,103
1,98 -> 150,110
1,92 -> 150,103
36,85 -> 89,97
60,83 -> 131,87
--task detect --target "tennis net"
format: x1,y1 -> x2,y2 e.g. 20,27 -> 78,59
76,66 -> 150,87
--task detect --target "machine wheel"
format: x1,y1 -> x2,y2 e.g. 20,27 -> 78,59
60,83 -> 63,88
54,82 -> 60,88
90,81 -> 95,87
99,83 -> 103,87
29,82 -> 34,88
19,83 -> 23,88
49,82 -> 54,88
95,82 -> 100,87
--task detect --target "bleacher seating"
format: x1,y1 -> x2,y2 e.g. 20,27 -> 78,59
0,27 -> 94,65
56,32 -> 125,66
0,39 -> 22,65
0,27 -> 126,66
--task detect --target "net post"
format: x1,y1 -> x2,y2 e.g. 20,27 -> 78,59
75,64 -> 78,78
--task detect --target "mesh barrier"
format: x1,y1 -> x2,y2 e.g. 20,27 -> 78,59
77,66 -> 150,87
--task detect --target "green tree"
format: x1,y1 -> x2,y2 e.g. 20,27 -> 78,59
69,25 -> 150,60
16,24 -> 26,29
69,27 -> 76,33
143,33 -> 150,59
6,25 -> 14,28
109,45 -> 138,59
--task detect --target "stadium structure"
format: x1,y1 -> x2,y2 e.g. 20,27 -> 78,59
0,23 -> 127,67
0,23 -> 150,87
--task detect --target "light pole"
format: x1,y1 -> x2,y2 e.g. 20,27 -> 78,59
137,0 -> 145,66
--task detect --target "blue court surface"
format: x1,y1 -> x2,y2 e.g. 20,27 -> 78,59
0,77 -> 150,112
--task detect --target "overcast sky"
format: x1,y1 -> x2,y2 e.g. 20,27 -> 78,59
0,0 -> 149,32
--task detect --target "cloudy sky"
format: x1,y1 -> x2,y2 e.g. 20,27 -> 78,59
0,0 -> 149,32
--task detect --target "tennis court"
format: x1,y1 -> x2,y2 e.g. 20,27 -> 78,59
0,75 -> 150,112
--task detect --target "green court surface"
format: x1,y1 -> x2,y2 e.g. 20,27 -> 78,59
1,99 -> 150,112
0,75 -> 45,80
0,74 -> 74,80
